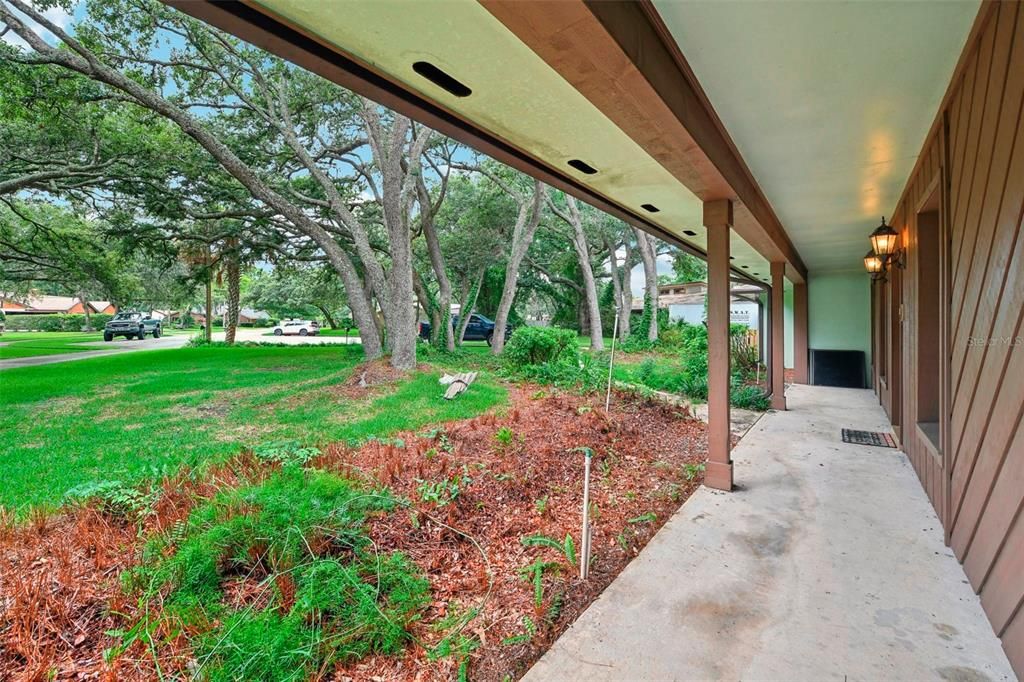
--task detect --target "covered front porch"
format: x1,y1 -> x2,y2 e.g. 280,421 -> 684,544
128,0 -> 1024,676
526,384 -> 1015,681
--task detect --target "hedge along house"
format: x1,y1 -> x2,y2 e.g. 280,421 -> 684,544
167,0 -> 1023,676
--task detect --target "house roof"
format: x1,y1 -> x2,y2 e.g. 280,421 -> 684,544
1,294 -> 118,314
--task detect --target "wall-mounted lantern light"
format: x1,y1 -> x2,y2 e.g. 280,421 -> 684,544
864,216 -> 905,279
869,216 -> 899,256
863,250 -> 884,278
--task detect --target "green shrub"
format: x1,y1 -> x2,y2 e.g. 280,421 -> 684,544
502,327 -> 603,390
4,313 -> 113,331
503,326 -> 579,366
619,336 -> 657,353
730,383 -> 770,411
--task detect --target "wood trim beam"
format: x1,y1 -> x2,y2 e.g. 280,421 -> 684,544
704,199 -> 733,491
770,261 -> 787,410
482,0 -> 807,283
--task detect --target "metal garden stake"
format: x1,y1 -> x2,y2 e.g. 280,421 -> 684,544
605,305 -> 620,412
580,448 -> 593,580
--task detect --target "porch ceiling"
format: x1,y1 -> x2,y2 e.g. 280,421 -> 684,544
170,0 -> 776,283
650,0 -> 979,272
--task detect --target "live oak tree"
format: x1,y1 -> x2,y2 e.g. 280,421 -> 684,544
0,199 -> 139,310
432,171 -> 509,345
0,0 -> 440,369
547,191 -> 605,350
634,227 -> 660,342
602,220 -> 639,341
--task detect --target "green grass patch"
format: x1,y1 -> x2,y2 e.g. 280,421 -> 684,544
0,345 -> 506,510
0,331 -> 111,358
124,466 -> 429,681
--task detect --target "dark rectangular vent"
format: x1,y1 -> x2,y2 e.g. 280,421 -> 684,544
412,61 -> 471,97
567,159 -> 598,175
683,230 -> 697,236
641,203 -> 660,213
811,349 -> 866,388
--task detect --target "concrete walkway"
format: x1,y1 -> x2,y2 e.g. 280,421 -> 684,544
525,384 -> 1015,681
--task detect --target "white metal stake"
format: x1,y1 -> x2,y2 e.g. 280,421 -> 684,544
605,305 -> 620,413
580,450 -> 592,580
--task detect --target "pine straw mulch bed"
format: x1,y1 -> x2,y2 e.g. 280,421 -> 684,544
0,384 -> 709,682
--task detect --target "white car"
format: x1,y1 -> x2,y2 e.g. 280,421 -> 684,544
272,320 -> 320,337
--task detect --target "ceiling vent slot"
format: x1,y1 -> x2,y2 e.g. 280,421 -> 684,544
567,159 -> 598,175
682,230 -> 697,237
641,203 -> 660,213
412,61 -> 472,97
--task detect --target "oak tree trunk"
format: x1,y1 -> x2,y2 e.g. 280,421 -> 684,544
224,252 -> 240,345
635,228 -> 660,342
456,268 -> 485,344
492,181 -> 545,354
205,276 -> 213,343
565,197 -> 603,350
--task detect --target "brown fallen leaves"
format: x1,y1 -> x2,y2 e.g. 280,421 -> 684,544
0,385 -> 707,682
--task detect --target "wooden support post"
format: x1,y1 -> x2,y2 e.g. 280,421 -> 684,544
704,199 -> 733,491
793,281 -> 809,383
770,261 -> 787,410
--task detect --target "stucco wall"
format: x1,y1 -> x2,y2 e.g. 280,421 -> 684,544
808,270 -> 871,372
784,287 -> 794,369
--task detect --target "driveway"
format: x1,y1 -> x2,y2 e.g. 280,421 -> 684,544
215,327 -> 362,345
0,334 -> 191,370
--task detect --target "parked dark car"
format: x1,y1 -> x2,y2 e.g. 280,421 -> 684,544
418,313 -> 510,346
104,312 -> 162,341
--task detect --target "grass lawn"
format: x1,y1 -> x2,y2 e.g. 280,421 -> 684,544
0,344 -> 506,510
577,335 -> 615,349
0,329 -> 193,360
0,331 -> 110,359
313,327 -> 360,337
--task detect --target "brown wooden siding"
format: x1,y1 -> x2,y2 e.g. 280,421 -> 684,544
882,2 -> 1024,675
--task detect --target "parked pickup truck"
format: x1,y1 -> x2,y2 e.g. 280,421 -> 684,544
104,312 -> 162,341
418,313 -> 511,346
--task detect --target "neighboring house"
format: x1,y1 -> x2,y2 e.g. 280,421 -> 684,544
67,300 -> 116,315
631,281 -> 764,331
188,306 -> 272,326
0,294 -> 117,315
150,310 -> 181,323
237,307 -> 271,325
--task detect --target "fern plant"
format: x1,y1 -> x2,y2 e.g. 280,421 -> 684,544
520,533 -> 577,566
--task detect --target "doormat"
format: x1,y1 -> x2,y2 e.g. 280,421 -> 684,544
841,429 -> 897,448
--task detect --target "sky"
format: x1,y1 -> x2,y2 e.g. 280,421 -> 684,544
1,2 -> 77,49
